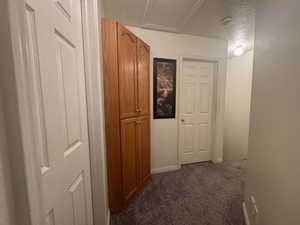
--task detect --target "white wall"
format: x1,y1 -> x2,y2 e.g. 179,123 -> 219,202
245,0 -> 300,224
0,1 -> 17,224
0,91 -> 16,225
127,26 -> 227,171
224,50 -> 254,161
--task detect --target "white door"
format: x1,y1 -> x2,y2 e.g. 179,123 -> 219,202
179,60 -> 215,164
24,0 -> 93,224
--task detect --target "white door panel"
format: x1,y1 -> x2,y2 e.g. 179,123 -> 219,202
182,82 -> 195,115
24,0 -> 93,224
199,82 -> 210,113
54,0 -> 72,20
182,124 -> 193,153
179,60 -> 215,164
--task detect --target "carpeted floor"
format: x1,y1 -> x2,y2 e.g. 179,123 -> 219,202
111,161 -> 246,225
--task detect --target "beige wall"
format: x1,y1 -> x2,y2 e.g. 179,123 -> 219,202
224,50 -> 253,161
245,0 -> 300,224
127,26 -> 227,171
0,91 -> 16,225
0,1 -> 16,224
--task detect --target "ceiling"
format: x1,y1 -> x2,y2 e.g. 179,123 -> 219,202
103,0 -> 255,56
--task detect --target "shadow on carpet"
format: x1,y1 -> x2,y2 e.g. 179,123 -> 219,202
111,161 -> 247,225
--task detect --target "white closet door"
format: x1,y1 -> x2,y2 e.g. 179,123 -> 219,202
179,60 -> 215,164
24,0 -> 93,224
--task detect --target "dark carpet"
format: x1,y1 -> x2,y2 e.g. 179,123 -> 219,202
111,161 -> 246,225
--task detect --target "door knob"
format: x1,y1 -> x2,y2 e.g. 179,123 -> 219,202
181,119 -> 185,122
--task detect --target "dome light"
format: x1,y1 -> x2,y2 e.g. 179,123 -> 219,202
234,46 -> 245,56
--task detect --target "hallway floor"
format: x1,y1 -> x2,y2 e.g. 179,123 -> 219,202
111,161 -> 246,225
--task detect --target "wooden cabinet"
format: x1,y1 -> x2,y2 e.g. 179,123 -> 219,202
121,118 -> 139,201
118,24 -> 150,119
121,116 -> 150,201
138,116 -> 151,184
118,24 -> 139,119
137,40 -> 150,116
101,18 -> 151,213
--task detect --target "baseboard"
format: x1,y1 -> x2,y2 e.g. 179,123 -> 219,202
151,164 -> 181,174
212,157 -> 223,163
106,210 -> 110,225
243,202 -> 251,225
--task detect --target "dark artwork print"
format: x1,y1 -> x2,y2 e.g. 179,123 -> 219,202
153,58 -> 176,119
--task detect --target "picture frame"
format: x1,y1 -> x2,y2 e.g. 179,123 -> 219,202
153,58 -> 177,119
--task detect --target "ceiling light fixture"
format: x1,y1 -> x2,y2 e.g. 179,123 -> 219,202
234,46 -> 245,56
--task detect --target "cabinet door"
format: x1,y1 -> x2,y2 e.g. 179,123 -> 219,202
137,40 -> 150,115
121,118 -> 138,201
137,116 -> 151,185
118,24 -> 139,119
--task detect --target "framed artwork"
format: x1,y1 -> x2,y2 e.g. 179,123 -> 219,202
153,58 -> 177,119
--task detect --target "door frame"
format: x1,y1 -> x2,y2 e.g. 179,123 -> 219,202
3,0 -> 108,225
178,55 -> 227,164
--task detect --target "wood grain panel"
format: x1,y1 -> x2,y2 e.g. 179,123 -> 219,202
101,18 -> 123,212
138,116 -> 151,186
137,40 -> 150,116
120,117 -> 139,201
117,23 -> 139,119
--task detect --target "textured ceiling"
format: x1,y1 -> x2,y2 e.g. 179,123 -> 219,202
103,0 -> 255,56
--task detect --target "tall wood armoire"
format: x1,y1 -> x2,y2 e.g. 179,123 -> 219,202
101,18 -> 151,213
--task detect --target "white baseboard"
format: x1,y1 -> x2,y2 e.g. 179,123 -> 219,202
106,210 -> 110,225
213,157 -> 223,163
243,202 -> 251,225
151,164 -> 181,174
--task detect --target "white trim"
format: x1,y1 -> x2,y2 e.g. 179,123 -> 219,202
214,158 -> 223,163
106,210 -> 111,225
151,164 -> 181,174
141,23 -> 179,33
178,55 -> 226,165
5,0 -> 108,225
81,1 -> 109,225
243,202 -> 251,225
